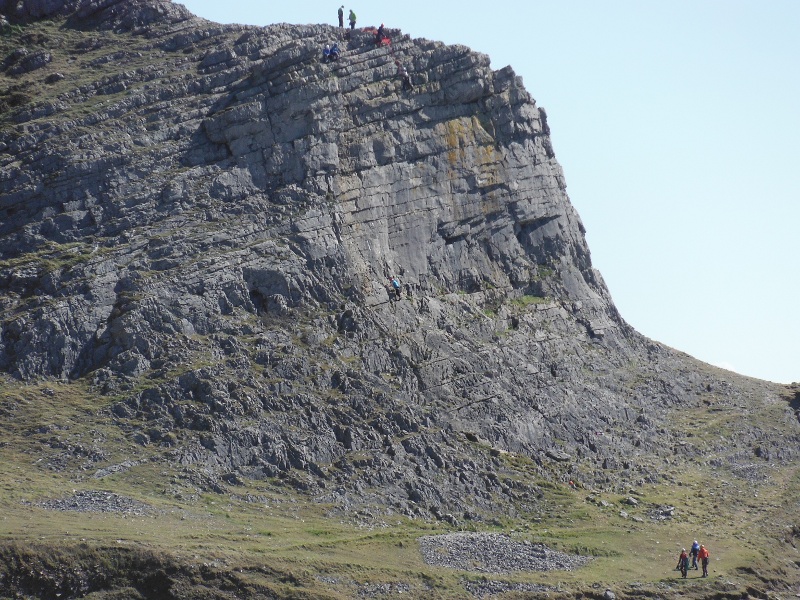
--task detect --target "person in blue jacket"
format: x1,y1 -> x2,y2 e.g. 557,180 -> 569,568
690,540 -> 700,570
389,277 -> 402,300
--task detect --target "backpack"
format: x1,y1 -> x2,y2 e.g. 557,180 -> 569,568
392,279 -> 400,289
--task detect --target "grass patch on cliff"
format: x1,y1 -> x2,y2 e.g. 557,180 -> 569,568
0,15 -> 209,132
509,294 -> 548,309
0,241 -> 103,274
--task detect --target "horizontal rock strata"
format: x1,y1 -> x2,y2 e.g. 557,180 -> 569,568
0,0 -> 796,524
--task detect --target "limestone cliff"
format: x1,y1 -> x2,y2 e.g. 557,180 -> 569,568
0,0 -> 796,523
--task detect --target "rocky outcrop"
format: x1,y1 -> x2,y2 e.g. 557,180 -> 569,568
1,0 -> 193,30
0,0 -> 796,523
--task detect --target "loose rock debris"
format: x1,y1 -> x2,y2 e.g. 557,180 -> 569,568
35,490 -> 155,516
419,532 -> 590,573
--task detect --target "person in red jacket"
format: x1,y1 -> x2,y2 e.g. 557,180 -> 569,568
676,548 -> 689,578
698,544 -> 710,577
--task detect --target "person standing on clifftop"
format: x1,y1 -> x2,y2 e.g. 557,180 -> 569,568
349,9 -> 356,30
338,5 -> 344,28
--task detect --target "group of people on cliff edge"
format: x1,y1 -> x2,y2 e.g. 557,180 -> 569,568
338,5 -> 356,29
331,7 -> 414,91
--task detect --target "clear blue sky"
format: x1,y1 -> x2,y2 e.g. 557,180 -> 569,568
177,0 -> 798,384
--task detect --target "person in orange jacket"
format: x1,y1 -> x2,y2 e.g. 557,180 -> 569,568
698,544 -> 710,577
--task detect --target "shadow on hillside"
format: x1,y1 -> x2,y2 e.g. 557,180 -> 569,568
784,384 -> 800,422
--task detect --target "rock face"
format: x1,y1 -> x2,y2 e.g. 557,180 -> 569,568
0,0 -> 796,520
1,0 -> 191,29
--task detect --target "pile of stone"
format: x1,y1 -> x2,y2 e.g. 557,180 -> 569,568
463,579 -> 554,598
418,532 -> 590,573
36,490 -> 154,516
357,582 -> 412,597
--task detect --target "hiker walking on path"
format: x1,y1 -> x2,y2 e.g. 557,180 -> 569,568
698,544 -> 710,577
405,282 -> 413,300
676,548 -> 689,579
348,9 -> 356,29
338,5 -> 344,27
690,540 -> 700,570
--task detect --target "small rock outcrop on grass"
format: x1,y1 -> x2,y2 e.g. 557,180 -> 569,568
419,532 -> 590,573
35,490 -> 155,515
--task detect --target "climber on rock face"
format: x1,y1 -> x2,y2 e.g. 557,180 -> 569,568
322,43 -> 340,63
349,9 -> 356,30
389,277 -> 402,300
395,60 -> 413,91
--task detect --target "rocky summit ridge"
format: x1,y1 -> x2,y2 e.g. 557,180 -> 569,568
1,1 -> 799,597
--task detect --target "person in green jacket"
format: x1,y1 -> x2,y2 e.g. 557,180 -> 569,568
348,9 -> 356,30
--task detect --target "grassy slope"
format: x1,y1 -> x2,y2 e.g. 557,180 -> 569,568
1,378 -> 798,598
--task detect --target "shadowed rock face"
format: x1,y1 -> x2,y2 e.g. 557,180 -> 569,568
0,0 -> 795,520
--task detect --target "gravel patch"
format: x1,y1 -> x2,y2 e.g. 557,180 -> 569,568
419,532 -> 591,573
357,582 -> 412,596
463,579 -> 555,597
36,490 -> 155,516
729,462 -> 769,482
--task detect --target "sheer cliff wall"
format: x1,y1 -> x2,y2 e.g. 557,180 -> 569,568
0,0 -> 794,519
